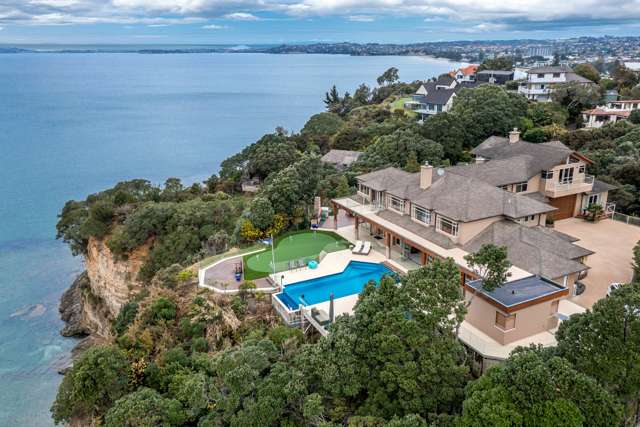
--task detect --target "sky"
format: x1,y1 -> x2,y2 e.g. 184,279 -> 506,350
1,0 -> 640,45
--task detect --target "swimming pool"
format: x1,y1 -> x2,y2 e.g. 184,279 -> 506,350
276,261 -> 394,310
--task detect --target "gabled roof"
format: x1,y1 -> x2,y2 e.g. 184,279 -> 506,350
456,64 -> 479,76
471,138 -> 588,171
413,88 -> 456,106
320,149 -> 363,166
463,220 -> 592,279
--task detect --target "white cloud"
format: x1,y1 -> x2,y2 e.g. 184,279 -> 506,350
202,23 -> 226,29
3,0 -> 640,32
347,15 -> 375,22
223,12 -> 260,21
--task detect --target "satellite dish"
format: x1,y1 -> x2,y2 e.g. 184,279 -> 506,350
436,168 -> 445,176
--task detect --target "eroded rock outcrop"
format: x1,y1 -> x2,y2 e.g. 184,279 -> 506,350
59,236 -> 150,344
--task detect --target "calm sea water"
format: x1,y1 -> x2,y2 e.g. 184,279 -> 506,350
0,52 -> 460,425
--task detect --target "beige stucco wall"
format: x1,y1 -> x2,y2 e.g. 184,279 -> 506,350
552,272 -> 579,296
457,216 -> 503,245
464,291 -> 562,345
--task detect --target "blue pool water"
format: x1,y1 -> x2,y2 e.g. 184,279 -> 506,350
278,261 -> 393,309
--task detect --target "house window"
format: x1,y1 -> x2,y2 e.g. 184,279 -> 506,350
358,184 -> 370,196
587,194 -> 600,206
541,170 -> 553,179
537,73 -> 545,78
578,165 -> 585,174
559,167 -> 574,184
495,311 -> 516,331
514,182 -> 528,193
389,195 -> 404,212
499,185 -> 510,191
550,300 -> 559,314
437,217 -> 459,236
553,73 -> 561,78
413,205 -> 431,225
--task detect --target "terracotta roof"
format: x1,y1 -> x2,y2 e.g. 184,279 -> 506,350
457,64 -> 479,76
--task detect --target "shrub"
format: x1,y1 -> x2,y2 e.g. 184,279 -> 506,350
112,301 -> 139,335
51,346 -> 131,423
191,337 -> 209,353
148,297 -> 177,323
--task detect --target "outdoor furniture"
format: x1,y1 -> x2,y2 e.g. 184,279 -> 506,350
360,241 -> 372,255
352,241 -> 363,254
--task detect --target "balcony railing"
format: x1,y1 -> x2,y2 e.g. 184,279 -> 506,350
518,86 -> 552,95
544,175 -> 594,197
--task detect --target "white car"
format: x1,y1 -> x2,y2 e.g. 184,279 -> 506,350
607,282 -> 624,297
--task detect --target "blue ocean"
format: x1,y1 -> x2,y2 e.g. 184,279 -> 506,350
0,51 -> 459,425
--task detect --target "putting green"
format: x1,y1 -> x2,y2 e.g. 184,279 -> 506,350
243,230 -> 350,280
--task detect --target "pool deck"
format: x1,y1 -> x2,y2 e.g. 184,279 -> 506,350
273,248 -> 400,287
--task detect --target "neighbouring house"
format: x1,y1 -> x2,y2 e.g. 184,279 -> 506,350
476,70 -> 514,85
582,100 -> 640,128
518,65 -> 595,102
330,129 -> 615,370
320,149 -> 363,170
404,74 -> 477,120
451,64 -> 479,83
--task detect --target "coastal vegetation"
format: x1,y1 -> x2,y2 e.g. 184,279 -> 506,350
54,65 -> 640,425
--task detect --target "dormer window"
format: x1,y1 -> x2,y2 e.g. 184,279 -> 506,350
412,205 -> 431,225
437,216 -> 459,236
541,170 -> 553,179
514,182 -> 528,193
389,195 -> 404,212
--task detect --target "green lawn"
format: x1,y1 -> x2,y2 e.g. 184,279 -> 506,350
243,230 -> 350,280
390,97 -> 417,118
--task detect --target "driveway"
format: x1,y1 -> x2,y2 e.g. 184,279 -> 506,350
554,218 -> 640,308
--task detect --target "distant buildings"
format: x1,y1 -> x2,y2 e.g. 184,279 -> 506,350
582,100 -> 640,128
405,65 -> 518,120
518,66 -> 595,102
526,46 -> 553,58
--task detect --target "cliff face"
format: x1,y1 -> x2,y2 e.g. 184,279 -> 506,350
84,236 -> 148,319
59,236 -> 150,340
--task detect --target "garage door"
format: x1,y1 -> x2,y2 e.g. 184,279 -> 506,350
550,194 -> 577,220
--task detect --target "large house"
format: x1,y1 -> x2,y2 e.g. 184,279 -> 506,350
331,130 -> 615,370
582,100 -> 640,128
518,66 -> 595,102
404,75 -> 476,119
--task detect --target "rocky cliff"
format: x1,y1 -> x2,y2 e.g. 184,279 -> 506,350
59,236 -> 150,342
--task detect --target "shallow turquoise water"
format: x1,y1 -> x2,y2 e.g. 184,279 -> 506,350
0,52 -> 459,425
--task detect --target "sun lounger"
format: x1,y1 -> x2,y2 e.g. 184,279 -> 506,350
360,241 -> 371,255
351,241 -> 363,254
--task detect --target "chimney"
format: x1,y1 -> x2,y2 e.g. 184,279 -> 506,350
509,128 -> 520,144
420,162 -> 433,189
